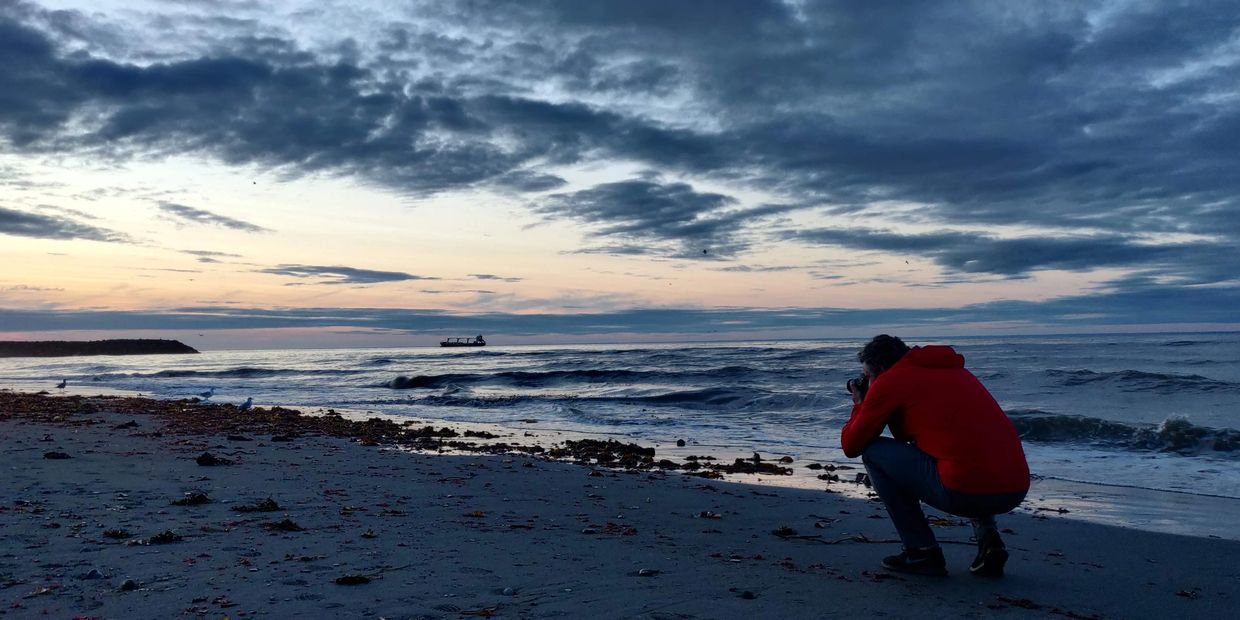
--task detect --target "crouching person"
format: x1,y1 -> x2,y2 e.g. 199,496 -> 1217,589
841,335 -> 1029,577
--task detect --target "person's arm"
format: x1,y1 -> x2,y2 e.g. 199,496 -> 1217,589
840,377 -> 900,457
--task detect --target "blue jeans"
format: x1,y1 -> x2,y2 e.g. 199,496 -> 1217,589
861,437 -> 1026,549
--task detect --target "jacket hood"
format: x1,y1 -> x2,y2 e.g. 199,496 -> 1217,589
901,345 -> 965,369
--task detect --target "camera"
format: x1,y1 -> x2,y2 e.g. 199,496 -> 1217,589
846,374 -> 869,399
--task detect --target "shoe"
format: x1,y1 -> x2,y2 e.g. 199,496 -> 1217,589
970,531 -> 1008,577
881,546 -> 948,576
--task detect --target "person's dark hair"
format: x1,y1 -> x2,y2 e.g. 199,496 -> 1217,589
858,334 -> 910,372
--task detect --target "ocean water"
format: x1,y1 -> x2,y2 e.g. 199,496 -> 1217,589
3,333 -> 1238,538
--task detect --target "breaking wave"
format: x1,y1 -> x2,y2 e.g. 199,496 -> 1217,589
1009,409 -> 1240,457
103,367 -> 366,379
383,367 -> 759,390
1045,369 -> 1239,394
405,385 -> 827,413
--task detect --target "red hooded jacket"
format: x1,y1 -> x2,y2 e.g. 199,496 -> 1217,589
840,345 -> 1029,495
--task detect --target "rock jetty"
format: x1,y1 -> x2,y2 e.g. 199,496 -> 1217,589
0,339 -> 199,357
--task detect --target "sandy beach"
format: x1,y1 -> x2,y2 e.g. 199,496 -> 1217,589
2,392 -> 1238,619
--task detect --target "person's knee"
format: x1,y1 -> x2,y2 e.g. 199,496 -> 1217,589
860,443 -> 880,468
860,438 -> 893,467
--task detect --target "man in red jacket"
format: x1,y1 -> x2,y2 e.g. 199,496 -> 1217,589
841,335 -> 1029,577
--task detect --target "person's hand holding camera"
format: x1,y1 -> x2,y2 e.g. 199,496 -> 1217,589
846,373 -> 869,404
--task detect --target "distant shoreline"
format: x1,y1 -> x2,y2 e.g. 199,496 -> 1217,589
0,339 -> 199,358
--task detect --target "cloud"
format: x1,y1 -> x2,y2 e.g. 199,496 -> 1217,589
0,205 -> 128,242
0,284 -> 63,292
490,170 -> 567,193
470,273 -> 523,283
537,179 -> 799,258
0,0 -> 1237,294
257,264 -> 439,285
786,228 -> 1221,278
420,289 -> 495,295
158,203 -> 269,232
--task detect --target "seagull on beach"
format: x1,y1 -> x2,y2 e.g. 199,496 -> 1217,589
238,397 -> 253,411
198,387 -> 215,400
56,379 -> 67,391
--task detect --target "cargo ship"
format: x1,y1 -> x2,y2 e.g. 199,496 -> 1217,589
440,335 -> 486,347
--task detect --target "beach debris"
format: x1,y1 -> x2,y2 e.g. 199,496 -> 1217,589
79,568 -> 104,580
697,511 -> 723,519
171,490 -> 212,506
1175,588 -> 1202,599
501,587 -> 518,596
118,579 -> 139,592
226,434 -> 251,441
772,526 -> 798,537
676,439 -> 686,447
333,564 -> 411,586
988,596 -> 1103,619
284,553 -> 326,562
686,470 -> 723,479
548,438 -> 656,468
211,595 -> 238,608
865,571 -> 901,582
361,529 -> 378,539
854,473 -> 871,486
233,498 -> 281,513
806,463 -> 824,470
636,568 -> 660,577
778,456 -> 794,463
103,528 -> 130,539
22,587 -> 58,601
112,420 -> 139,430
43,451 -> 71,459
1034,506 -> 1071,514
261,518 -> 305,532
148,530 -> 183,544
195,452 -> 232,466
728,587 -> 759,599
706,457 -> 792,476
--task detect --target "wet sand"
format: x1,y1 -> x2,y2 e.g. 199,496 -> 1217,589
2,392 -> 1237,618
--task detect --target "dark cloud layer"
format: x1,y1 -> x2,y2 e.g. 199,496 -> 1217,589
538,180 -> 800,257
159,203 -> 268,232
257,264 -> 438,285
787,228 -> 1217,279
0,0 -> 1237,304
0,205 -> 127,242
538,180 -> 734,256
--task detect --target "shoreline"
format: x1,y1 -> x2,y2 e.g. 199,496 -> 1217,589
6,389 -> 1238,542
3,391 -> 1239,617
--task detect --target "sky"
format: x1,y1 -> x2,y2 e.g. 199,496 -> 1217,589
1,0 -> 1238,348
